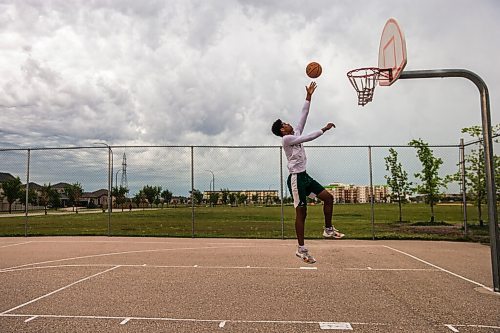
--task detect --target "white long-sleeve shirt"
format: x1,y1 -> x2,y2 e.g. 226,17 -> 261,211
282,100 -> 323,174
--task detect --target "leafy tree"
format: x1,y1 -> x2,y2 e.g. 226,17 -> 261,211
209,192 -> 219,206
237,193 -> 247,206
49,189 -> 61,210
64,182 -> 83,213
133,190 -> 147,210
142,185 -> 161,208
384,148 -> 412,222
221,188 -> 230,205
252,194 -> 259,204
190,189 -> 203,205
38,183 -> 53,215
228,192 -> 237,206
112,185 -> 129,211
1,176 -> 22,213
409,139 -> 446,222
19,187 -> 38,209
161,189 -> 173,208
446,124 -> 500,226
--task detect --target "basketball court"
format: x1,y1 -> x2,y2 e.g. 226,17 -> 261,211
0,237 -> 499,332
1,16 -> 499,333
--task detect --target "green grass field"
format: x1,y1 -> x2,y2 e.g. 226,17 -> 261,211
0,203 -> 492,241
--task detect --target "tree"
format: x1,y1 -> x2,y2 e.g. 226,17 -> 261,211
384,148 -> 412,222
161,189 -> 173,208
1,176 -> 22,213
64,183 -> 83,213
252,194 -> 259,204
133,190 -> 147,210
409,139 -> 446,223
38,184 -> 53,215
49,189 -> 61,210
221,188 -> 230,205
190,189 -> 203,205
142,185 -> 161,208
209,192 -> 219,206
446,124 -> 500,226
19,187 -> 38,209
228,192 -> 237,206
237,193 -> 247,206
112,185 -> 129,211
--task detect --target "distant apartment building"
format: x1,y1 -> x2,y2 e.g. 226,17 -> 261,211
203,189 -> 279,205
325,182 -> 388,203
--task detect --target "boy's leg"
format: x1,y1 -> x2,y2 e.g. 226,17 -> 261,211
316,187 -> 344,239
317,190 -> 333,228
295,206 -> 307,246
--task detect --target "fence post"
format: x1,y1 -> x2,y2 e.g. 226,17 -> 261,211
368,146 -> 375,240
459,138 -> 468,235
107,146 -> 112,237
280,146 -> 284,240
25,148 -> 30,237
191,146 -> 195,238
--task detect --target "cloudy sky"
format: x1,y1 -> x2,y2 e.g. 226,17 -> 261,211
1,0 -> 499,150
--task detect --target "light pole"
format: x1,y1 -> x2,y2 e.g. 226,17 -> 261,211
94,142 -> 113,236
115,169 -> 122,190
205,170 -> 215,192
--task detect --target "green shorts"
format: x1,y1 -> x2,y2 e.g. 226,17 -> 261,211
287,171 -> 325,208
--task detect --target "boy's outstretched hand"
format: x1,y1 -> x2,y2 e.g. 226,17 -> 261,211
322,122 -> 336,132
305,81 -> 317,101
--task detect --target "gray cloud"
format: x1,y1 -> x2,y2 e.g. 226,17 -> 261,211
0,0 -> 498,150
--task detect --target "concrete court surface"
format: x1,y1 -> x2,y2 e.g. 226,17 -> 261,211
0,237 -> 499,332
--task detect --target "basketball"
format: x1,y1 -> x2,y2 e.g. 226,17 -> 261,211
306,62 -> 322,78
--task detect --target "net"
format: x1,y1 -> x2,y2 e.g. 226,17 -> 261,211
347,67 -> 392,106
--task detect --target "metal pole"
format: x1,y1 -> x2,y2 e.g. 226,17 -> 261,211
115,170 -> 121,191
368,146 -> 375,240
25,149 -> 30,237
460,138 -> 468,235
191,146 -> 195,238
280,147 -> 284,240
205,170 -> 215,192
108,146 -> 112,236
400,69 -> 500,292
93,142 -> 113,235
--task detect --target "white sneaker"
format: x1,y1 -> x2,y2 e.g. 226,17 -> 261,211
295,246 -> 316,264
323,226 -> 345,239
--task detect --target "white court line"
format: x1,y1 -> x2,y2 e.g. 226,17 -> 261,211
345,268 -> 438,271
1,263 -> 318,273
0,245 -> 259,272
384,246 -> 498,294
447,324 -> 500,330
319,322 -> 352,330
5,313 -> 499,331
0,241 -> 32,249
0,266 -> 120,315
219,320 -> 226,328
445,324 -> 460,332
120,317 -> 131,325
24,315 -> 38,323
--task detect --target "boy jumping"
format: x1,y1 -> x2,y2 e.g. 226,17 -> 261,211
271,81 -> 344,264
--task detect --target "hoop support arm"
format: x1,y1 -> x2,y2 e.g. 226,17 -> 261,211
400,69 -> 500,292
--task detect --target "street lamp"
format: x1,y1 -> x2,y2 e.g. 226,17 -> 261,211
205,169 -> 215,192
115,169 -> 122,190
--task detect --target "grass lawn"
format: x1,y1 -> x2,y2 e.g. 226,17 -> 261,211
0,203 -> 493,242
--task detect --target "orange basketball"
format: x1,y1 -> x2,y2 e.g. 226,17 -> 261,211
306,62 -> 322,78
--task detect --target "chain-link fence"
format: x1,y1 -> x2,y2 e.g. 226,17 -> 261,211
0,140 -> 497,240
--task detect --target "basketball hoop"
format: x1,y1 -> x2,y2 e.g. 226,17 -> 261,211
347,67 -> 392,106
